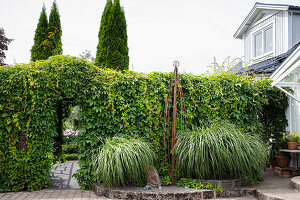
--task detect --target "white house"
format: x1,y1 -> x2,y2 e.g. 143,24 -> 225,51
234,2 -> 300,69
234,2 -> 300,137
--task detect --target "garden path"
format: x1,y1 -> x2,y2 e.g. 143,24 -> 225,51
253,175 -> 300,200
0,161 -> 110,200
50,161 -> 80,189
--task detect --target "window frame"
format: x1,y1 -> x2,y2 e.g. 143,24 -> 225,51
251,23 -> 274,59
253,31 -> 263,57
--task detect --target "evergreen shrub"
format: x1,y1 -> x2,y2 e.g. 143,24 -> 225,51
48,1 -> 62,56
95,0 -> 129,70
31,5 -> 50,61
31,2 -> 62,61
0,55 -> 287,191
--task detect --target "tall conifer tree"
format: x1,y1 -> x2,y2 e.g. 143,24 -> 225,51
48,1 -> 63,56
31,5 -> 50,61
95,0 -> 129,70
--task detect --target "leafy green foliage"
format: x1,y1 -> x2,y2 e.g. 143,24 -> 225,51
31,5 -> 50,61
48,1 -> 63,56
95,0 -> 129,70
176,122 -> 269,181
258,88 -> 288,160
0,55 -> 96,191
176,178 -> 223,193
0,55 -> 287,190
91,137 -> 156,187
161,176 -> 172,186
65,153 -> 78,160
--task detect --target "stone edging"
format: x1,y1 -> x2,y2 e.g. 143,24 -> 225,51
255,190 -> 283,200
93,184 -> 216,199
291,176 -> 300,191
197,178 -> 249,190
92,178 -> 254,199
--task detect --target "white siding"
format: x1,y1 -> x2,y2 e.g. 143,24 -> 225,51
292,14 -> 300,47
275,11 -> 289,56
243,11 -> 289,64
243,31 -> 251,64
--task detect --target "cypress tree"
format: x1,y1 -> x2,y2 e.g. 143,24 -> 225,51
95,0 -> 129,70
31,5 -> 50,61
95,0 -> 112,67
48,1 -> 63,56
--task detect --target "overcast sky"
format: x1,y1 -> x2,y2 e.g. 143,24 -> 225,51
1,0 -> 300,74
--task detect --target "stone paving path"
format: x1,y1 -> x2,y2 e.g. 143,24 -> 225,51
0,161 -> 110,200
0,189 -> 108,200
50,161 -> 80,189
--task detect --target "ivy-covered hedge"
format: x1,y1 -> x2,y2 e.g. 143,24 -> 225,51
0,56 -> 95,191
0,55 -> 288,191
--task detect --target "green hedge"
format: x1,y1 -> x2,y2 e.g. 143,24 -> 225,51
0,56 -> 95,191
0,55 -> 288,191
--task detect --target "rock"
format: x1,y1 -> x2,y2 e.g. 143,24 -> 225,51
143,185 -> 152,190
146,166 -> 161,188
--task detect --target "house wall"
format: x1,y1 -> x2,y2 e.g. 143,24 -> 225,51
243,11 -> 289,65
292,13 -> 300,47
285,94 -> 300,168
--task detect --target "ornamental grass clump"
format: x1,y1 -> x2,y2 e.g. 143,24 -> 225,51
176,122 -> 268,181
92,137 -> 156,187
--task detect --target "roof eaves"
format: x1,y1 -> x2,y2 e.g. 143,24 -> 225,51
233,3 -> 258,39
234,2 -> 290,39
288,5 -> 300,13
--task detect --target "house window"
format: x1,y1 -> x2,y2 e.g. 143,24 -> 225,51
254,32 -> 262,57
264,26 -> 273,53
253,25 -> 273,58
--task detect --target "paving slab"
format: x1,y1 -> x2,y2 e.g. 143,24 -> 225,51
0,161 -> 111,200
50,161 -> 80,189
0,189 -> 110,200
291,176 -> 300,191
252,175 -> 300,200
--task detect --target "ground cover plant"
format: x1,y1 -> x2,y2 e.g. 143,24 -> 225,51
161,176 -> 222,193
176,178 -> 223,193
92,136 -> 156,187
176,121 -> 269,181
0,55 -> 288,191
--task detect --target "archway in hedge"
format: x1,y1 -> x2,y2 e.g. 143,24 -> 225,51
0,56 -> 98,191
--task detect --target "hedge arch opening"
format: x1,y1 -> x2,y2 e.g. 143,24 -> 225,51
0,56 -> 98,191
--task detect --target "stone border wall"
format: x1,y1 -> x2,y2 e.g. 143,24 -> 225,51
93,184 -> 215,199
92,178 -> 254,199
